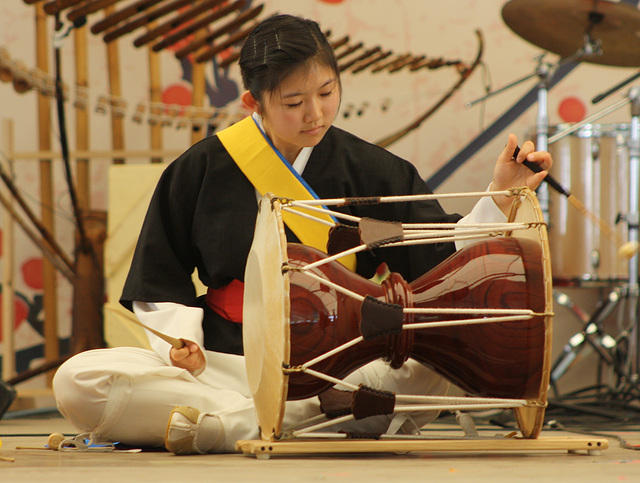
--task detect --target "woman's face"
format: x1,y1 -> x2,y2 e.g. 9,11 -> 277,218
258,62 -> 340,163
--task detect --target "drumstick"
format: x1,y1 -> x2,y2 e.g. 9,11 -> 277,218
515,146 -> 639,259
114,305 -> 185,349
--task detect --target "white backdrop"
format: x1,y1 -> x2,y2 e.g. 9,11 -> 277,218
1,0 -> 638,393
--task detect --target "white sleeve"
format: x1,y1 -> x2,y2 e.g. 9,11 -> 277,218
132,301 -> 205,367
455,186 -> 507,251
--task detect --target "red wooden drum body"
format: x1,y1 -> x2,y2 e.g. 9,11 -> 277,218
285,238 -> 546,401
243,191 -> 552,441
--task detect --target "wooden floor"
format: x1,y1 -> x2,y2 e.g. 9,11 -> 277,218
1,409 -> 638,482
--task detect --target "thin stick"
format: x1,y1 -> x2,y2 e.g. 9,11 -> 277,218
112,305 -> 184,348
36,2 -> 60,383
132,0 -> 228,48
1,121 -> 15,380
150,0 -> 246,52
93,0 -> 177,35
0,163 -> 75,272
521,151 -> 639,259
131,318 -> 184,349
286,189 -> 514,207
567,194 -> 636,256
101,0 -> 192,42
0,191 -> 75,281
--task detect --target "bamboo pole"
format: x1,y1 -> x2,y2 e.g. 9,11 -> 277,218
148,20 -> 163,164
10,149 -> 183,160
35,3 -> 59,382
190,5 -> 209,145
104,6 -> 125,164
2,120 -> 16,380
74,23 -> 90,210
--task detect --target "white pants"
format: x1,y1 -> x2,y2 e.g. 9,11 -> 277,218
53,347 -> 448,452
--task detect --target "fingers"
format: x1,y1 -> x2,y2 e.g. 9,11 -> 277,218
522,149 -> 552,171
507,136 -> 552,171
170,341 -> 201,365
502,133 -> 518,160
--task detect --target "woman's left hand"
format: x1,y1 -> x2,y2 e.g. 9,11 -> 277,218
491,133 -> 553,215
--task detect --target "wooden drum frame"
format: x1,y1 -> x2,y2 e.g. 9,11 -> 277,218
242,189 -> 562,453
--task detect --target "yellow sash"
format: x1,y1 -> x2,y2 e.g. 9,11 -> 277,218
217,116 -> 356,271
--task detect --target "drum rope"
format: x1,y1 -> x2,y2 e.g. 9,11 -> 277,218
284,202 -> 541,232
287,265 -> 544,317
290,312 -> 545,372
277,189 -> 519,208
283,400 -> 531,439
283,201 -> 538,232
292,229 -> 531,271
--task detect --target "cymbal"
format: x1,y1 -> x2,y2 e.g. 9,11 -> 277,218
502,0 -> 640,67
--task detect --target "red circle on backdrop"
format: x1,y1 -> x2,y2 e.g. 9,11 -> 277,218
162,83 -> 193,107
0,294 -> 29,342
558,96 -> 587,123
318,0 -> 346,3
22,257 -> 43,290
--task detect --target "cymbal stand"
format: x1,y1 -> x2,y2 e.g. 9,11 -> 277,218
466,55 -> 555,214
625,87 -> 640,389
548,87 -> 640,407
533,56 -> 552,218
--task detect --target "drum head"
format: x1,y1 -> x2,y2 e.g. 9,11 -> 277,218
243,195 -> 290,441
507,188 -> 553,438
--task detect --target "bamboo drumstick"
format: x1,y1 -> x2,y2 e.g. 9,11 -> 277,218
351,51 -> 393,74
43,0 -> 84,15
132,0 -> 227,48
100,0 -> 192,43
517,146 -> 640,259
175,3 -> 261,59
195,21 -> 258,63
67,0 -> 121,24
151,0 -> 247,53
339,46 -> 381,71
107,303 -> 184,348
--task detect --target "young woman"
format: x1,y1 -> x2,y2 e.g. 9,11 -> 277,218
53,14 -> 551,454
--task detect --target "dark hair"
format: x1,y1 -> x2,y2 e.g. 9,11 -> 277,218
239,14 -> 340,102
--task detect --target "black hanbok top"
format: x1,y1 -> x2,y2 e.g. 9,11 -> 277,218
121,123 -> 461,354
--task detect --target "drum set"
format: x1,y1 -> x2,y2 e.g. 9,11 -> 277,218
498,0 -> 640,406
233,0 -> 640,457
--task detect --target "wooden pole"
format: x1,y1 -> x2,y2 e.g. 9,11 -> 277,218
104,6 -> 125,164
74,23 -> 90,209
1,120 -> 15,380
190,16 -> 208,145
148,19 -> 163,164
71,211 -> 106,352
35,3 -> 59,381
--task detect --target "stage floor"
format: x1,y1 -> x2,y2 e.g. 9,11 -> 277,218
0,410 -> 638,482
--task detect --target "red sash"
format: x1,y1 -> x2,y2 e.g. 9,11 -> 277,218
205,279 -> 244,323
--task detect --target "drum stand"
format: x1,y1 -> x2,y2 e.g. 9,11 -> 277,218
548,87 -> 640,409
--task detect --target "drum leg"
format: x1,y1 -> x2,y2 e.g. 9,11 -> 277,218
513,406 -> 545,439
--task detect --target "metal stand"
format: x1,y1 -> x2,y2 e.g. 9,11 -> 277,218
534,59 -> 550,219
